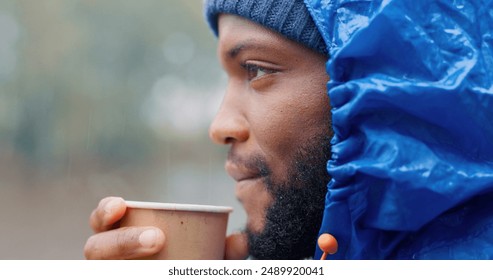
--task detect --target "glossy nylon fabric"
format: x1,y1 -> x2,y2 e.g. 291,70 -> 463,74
305,0 -> 493,259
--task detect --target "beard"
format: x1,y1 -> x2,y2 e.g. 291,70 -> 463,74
245,134 -> 332,260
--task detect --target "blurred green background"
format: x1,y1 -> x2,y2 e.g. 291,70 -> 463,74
0,0 -> 244,259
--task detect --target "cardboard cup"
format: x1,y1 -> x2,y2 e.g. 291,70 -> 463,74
120,201 -> 233,260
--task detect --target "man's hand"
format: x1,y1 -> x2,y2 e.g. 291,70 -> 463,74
225,232 -> 249,260
83,197 -> 166,259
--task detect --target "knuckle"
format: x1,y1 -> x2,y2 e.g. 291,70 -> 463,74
115,229 -> 139,256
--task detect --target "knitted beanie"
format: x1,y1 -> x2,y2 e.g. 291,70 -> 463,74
204,0 -> 328,55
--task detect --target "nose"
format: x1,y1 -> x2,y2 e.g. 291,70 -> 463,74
209,83 -> 249,145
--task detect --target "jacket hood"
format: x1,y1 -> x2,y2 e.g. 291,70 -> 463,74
304,0 -> 493,259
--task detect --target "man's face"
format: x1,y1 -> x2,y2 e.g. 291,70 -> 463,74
209,14 -> 332,259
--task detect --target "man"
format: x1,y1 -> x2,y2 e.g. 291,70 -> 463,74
84,0 -> 493,259
84,0 -> 331,260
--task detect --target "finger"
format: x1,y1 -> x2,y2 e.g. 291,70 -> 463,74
89,197 -> 126,233
84,226 -> 165,260
225,232 -> 249,260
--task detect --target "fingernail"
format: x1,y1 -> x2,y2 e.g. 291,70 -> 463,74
139,229 -> 158,248
104,199 -> 121,214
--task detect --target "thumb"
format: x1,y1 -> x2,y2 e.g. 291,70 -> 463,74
225,232 -> 249,260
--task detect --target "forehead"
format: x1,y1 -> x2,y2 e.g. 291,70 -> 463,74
216,14 -> 315,60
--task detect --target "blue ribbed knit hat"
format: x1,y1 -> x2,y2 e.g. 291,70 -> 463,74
204,0 -> 328,55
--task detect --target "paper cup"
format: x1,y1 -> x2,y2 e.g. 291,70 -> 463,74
120,200 -> 233,260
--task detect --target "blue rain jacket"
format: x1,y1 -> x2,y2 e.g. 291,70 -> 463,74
305,0 -> 493,259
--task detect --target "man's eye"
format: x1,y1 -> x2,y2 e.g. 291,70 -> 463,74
242,63 -> 273,81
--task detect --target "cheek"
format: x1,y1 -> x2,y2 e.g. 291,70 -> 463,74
257,88 -> 330,152
249,91 -> 330,184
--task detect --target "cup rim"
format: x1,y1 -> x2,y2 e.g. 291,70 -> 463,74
125,200 -> 233,213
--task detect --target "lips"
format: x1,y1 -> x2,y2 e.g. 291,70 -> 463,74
225,160 -> 261,182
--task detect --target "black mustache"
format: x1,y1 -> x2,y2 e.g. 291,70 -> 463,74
227,150 -> 271,178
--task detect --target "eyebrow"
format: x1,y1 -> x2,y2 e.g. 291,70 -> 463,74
227,42 -> 267,59
228,44 -> 246,58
